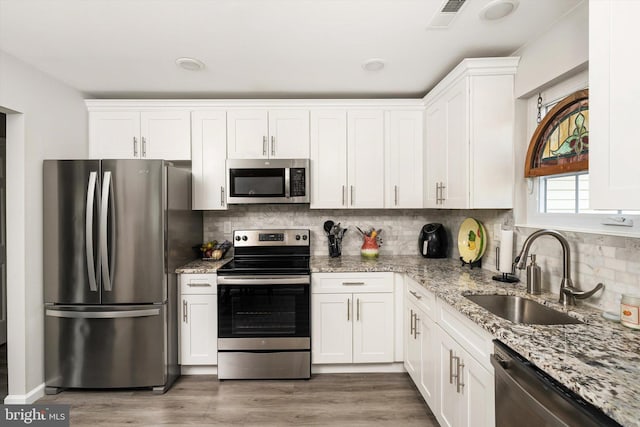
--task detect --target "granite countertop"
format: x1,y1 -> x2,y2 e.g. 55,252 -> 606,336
175,258 -> 229,273
177,254 -> 639,425
312,255 -> 639,427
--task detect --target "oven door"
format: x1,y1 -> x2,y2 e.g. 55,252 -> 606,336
217,276 -> 310,351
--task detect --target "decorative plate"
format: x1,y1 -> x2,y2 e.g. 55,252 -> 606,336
457,218 -> 487,263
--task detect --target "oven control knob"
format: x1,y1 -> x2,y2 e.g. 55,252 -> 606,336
242,235 -> 248,241
235,236 -> 241,241
302,235 -> 308,240
296,235 -> 301,240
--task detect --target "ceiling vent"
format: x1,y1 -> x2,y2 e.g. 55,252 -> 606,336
427,0 -> 467,29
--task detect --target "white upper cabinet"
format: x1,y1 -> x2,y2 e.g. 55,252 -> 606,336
423,57 -> 519,209
226,109 -> 309,159
590,0 -> 640,209
310,110 -> 348,208
89,110 -> 190,160
347,110 -> 385,208
191,111 -> 227,210
385,110 -> 424,208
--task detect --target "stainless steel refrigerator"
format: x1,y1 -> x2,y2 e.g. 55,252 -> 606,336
43,159 -> 202,394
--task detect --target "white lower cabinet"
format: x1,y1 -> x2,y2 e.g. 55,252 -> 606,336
179,274 -> 217,366
404,276 -> 494,427
312,273 -> 394,364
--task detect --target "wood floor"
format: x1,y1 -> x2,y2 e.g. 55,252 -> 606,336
38,373 -> 439,426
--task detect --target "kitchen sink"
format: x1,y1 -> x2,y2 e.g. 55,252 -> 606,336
464,294 -> 582,325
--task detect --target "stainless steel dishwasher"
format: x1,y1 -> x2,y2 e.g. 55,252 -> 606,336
491,340 -> 621,427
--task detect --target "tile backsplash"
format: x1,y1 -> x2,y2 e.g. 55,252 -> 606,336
203,205 -> 511,261
203,205 -> 640,313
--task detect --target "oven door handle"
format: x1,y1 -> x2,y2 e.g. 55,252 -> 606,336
217,276 -> 310,285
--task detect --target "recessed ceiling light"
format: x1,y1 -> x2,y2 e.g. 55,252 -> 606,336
479,0 -> 519,21
362,58 -> 385,72
175,57 -> 205,71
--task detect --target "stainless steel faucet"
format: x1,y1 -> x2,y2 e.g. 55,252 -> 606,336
514,229 -> 604,306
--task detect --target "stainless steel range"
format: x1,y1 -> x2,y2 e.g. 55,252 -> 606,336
216,229 -> 311,380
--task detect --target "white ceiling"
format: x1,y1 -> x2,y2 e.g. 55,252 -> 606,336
0,0 -> 583,98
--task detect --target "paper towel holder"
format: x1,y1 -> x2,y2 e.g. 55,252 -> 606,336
492,246 -> 520,283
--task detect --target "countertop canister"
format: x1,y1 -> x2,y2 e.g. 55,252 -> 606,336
620,294 -> 640,329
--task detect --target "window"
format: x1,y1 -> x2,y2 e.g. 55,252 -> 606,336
522,70 -> 640,235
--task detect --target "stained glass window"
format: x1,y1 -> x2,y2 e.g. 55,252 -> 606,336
525,89 -> 589,177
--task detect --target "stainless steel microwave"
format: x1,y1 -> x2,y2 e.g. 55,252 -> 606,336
226,159 -> 310,204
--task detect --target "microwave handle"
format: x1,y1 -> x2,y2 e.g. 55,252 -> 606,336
285,167 -> 290,198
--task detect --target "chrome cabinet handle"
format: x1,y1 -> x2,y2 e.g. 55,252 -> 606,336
357,298 -> 360,321
449,350 -> 456,384
409,290 -> 422,300
350,186 -> 354,206
271,135 -> 275,156
410,309 -> 415,336
142,136 -> 147,157
85,171 -> 98,292
342,185 -> 345,206
263,136 -> 267,156
414,315 -> 420,338
456,359 -> 465,393
342,281 -> 365,286
133,137 -> 138,157
394,185 -> 398,206
187,282 -> 212,287
183,300 -> 187,322
347,298 -> 350,321
220,186 -> 225,206
440,182 -> 446,203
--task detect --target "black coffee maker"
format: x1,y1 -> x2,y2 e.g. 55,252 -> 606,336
418,223 -> 448,258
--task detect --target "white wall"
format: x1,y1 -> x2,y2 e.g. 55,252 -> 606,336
512,0 -> 588,98
0,50 -> 87,401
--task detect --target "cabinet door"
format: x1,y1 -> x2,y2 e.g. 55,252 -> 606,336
268,110 -> 310,158
459,346 -> 494,427
191,111 -> 227,210
180,294 -> 218,365
312,293 -> 352,364
437,327 -> 463,427
347,110 -> 384,208
404,300 -> 421,381
353,293 -> 393,363
424,101 -> 446,208
89,111 -> 140,159
310,110 -> 348,208
385,111 -> 423,208
590,0 -> 640,209
417,309 -> 438,411
442,78 -> 469,209
227,110 -> 269,159
140,111 -> 191,160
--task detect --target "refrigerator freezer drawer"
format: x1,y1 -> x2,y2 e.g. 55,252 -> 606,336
45,305 -> 167,389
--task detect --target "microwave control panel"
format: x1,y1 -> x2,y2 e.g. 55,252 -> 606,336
290,168 -> 306,197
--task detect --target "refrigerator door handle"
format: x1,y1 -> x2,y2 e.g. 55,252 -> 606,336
100,171 -> 112,292
46,308 -> 160,319
85,171 -> 98,292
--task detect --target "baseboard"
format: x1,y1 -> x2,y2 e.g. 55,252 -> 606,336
180,365 -> 218,375
4,383 -> 45,404
312,363 -> 406,374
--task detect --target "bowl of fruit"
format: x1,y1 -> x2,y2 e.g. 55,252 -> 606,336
200,240 -> 232,260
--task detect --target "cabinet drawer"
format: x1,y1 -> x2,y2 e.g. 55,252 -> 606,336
405,276 -> 436,320
180,274 -> 217,295
437,301 -> 493,371
312,272 -> 393,294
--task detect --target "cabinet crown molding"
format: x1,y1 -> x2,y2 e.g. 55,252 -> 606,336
85,99 -> 425,111
423,57 -> 520,105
